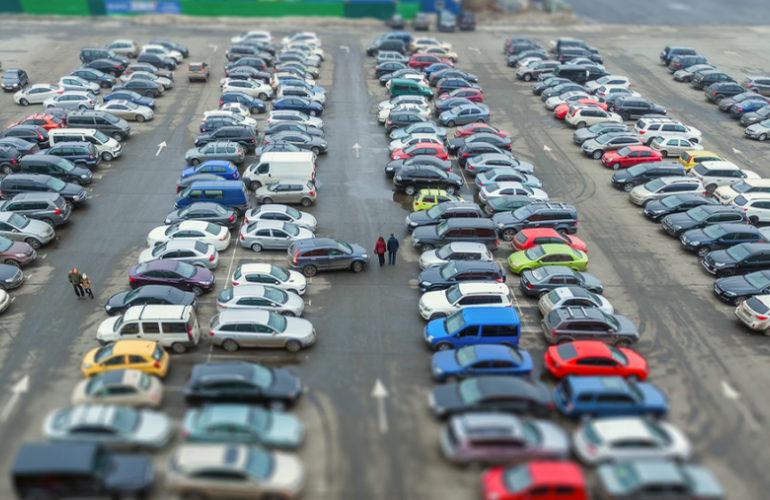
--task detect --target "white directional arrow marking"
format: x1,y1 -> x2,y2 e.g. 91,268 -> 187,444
156,141 -> 167,156
209,44 -> 218,52
721,380 -> 740,400
352,143 -> 361,158
371,379 -> 389,434
468,47 -> 481,54
543,145 -> 552,152
732,147 -> 743,155
721,380 -> 761,431
340,46 -> 350,53
1,375 -> 29,422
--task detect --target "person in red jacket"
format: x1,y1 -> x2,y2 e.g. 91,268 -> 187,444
375,236 -> 387,267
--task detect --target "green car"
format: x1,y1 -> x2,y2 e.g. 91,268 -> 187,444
507,243 -> 588,274
184,140 -> 246,165
276,61 -> 319,78
181,404 -> 305,449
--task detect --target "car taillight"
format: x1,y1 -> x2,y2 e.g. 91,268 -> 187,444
153,361 -> 161,368
309,190 -> 315,196
573,221 -> 578,226
219,100 -> 224,105
209,330 -> 215,336
757,314 -> 768,320
526,282 -> 533,290
54,208 -> 61,215
293,250 -> 300,264
388,119 -> 392,125
230,215 -> 235,222
36,131 -> 43,140
264,139 -> 270,144
639,130 -> 645,134
461,153 -> 469,157
209,254 -> 215,262
552,329 -> 557,336
129,277 -> 136,282
713,91 -> 718,96
467,164 -> 474,169
703,191 -> 707,195
239,234 -> 244,240
11,158 -> 16,165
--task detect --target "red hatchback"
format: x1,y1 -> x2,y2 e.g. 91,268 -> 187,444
7,113 -> 65,131
391,142 -> 448,161
601,145 -> 662,170
544,341 -> 649,380
511,228 -> 587,253
437,87 -> 483,103
409,53 -> 454,70
454,122 -> 510,139
553,99 -> 607,119
482,461 -> 587,500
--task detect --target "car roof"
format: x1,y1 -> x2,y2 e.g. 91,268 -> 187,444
555,306 -> 603,321
217,309 -> 271,323
454,412 -> 519,435
123,304 -> 189,322
173,444 -> 247,471
131,285 -> 180,298
188,180 -> 243,190
631,460 -> 686,485
693,205 -> 744,214
12,443 -> 101,474
442,218 -> 495,229
192,361 -> 255,381
295,237 -> 335,248
447,242 -> 489,252
592,417 -> 651,441
566,375 -> 629,393
456,282 -> 509,295
528,461 -> 585,486
551,286 -> 591,300
112,339 -> 158,355
240,263 -> 274,273
461,306 -> 518,324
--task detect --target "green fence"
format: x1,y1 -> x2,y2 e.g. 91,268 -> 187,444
19,0 -> 90,15
180,1 -> 345,18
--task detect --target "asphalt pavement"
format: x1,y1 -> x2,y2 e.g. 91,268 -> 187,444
0,16 -> 769,500
568,0 -> 770,25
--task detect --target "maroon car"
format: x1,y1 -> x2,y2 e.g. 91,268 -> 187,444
437,87 -> 483,103
0,237 -> 36,268
129,260 -> 215,296
409,53 -> 454,71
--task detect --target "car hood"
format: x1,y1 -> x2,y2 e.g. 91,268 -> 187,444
431,383 -> 464,411
637,383 -> 668,411
747,123 -> 769,134
421,291 -> 451,311
407,211 -> 438,225
715,275 -> 761,295
418,249 -> 445,268
681,228 -> 711,243
610,168 -> 636,182
430,349 -> 460,373
596,465 -> 629,496
195,133 -> 213,143
106,291 -> 131,309
708,249 -> 738,266
264,412 -> 304,447
418,265 -> 444,284
682,465 -> 725,498
532,419 -> 570,454
23,218 -> 54,236
578,272 -> 603,292
135,410 -> 172,445
266,368 -> 302,399
137,247 -> 158,263
413,225 -> 440,242
664,212 -> 698,227
103,455 -> 154,491
613,315 -> 639,336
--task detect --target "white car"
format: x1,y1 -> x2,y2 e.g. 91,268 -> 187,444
419,242 -> 494,269
389,133 -> 443,152
270,72 -> 315,89
586,75 -> 631,93
13,84 -> 62,106
378,104 -> 431,124
713,179 -> 770,205
282,32 -> 320,47
735,294 -> 770,332
57,75 -> 101,94
141,44 -> 182,63
545,91 -> 593,110
649,136 -> 703,157
732,193 -> 770,225
286,42 -> 324,59
121,71 -> 172,89
105,39 -> 139,58
220,102 -> 252,116
95,100 -> 153,122
538,286 -> 614,316
147,221 -> 231,251
422,47 -> 459,62
595,86 -> 641,102
43,91 -> 97,110
565,108 -> 623,129
0,289 -> 9,314
386,73 -> 428,90
411,37 -> 452,52
222,78 -> 274,100
232,30 -> 273,45
573,417 -> 691,465
276,86 -> 325,104
378,95 -> 430,113
267,110 -> 324,129
633,118 -> 702,144
202,110 -> 258,130
419,282 -> 512,321
480,182 -> 549,204
232,263 -> 307,296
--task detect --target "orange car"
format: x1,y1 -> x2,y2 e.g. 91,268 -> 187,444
6,113 -> 66,131
554,99 -> 607,120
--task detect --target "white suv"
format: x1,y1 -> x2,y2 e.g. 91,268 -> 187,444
389,133 -> 443,152
688,161 -> 760,195
732,193 -> 770,225
634,117 -> 702,145
418,282 -> 512,320
566,108 -> 623,129
586,75 -> 631,93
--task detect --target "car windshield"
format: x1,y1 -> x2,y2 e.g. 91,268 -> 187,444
151,243 -> 167,256
644,179 -> 666,192
270,265 -> 289,281
45,177 -> 67,191
746,271 -> 770,289
7,212 -> 29,229
625,165 -> 647,176
439,261 -> 458,279
661,195 -> 682,208
703,224 -> 728,239
445,309 -> 466,334
426,205 -> 443,219
607,346 -> 629,365
436,220 -> 450,236
284,206 -> 301,219
445,285 -> 463,304
727,244 -> 751,261
403,145 -> 418,155
249,407 -> 269,431
524,246 -> 546,260
123,288 -> 142,303
267,311 -> 287,332
264,287 -> 286,304
503,465 -> 533,493
175,261 -> 197,278
245,449 -> 274,480
458,378 -> 482,403
760,119 -> 770,128
282,223 -> 300,236
687,206 -> 710,222
448,106 -> 463,115
595,134 -> 615,144
0,238 -> 12,252
335,240 -> 352,254
436,244 -> 453,259
602,312 -> 621,330
111,407 -> 139,433
94,344 -> 114,363
455,346 -> 477,366
611,464 -> 640,490
93,130 -> 109,143
615,146 -> 631,156
731,181 -> 752,194
205,223 -> 222,235
252,364 -> 273,388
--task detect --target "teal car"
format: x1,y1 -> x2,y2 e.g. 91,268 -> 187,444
181,404 -> 305,449
476,168 -> 543,190
276,61 -> 319,78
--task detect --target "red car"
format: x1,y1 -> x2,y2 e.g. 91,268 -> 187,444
391,142 -> 448,161
6,113 -> 65,131
482,461 -> 587,500
454,122 -> 510,139
511,228 -> 587,253
553,99 -> 607,119
601,145 -> 662,170
437,87 -> 483,103
409,53 -> 454,71
544,341 -> 649,380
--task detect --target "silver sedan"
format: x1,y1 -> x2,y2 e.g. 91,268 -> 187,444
208,309 -> 316,352
57,75 -> 101,94
239,221 -> 314,252
122,71 -> 173,89
137,240 -> 219,269
216,284 -> 305,316
245,204 -> 317,231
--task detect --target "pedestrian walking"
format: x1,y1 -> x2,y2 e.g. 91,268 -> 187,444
69,268 -> 84,300
387,233 -> 399,265
375,236 -> 387,267
82,273 -> 94,299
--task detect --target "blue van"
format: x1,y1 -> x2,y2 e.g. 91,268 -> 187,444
423,307 -> 520,351
553,376 -> 668,419
175,180 -> 249,215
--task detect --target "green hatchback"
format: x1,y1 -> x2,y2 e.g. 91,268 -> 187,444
390,78 -> 434,100
507,243 -> 588,274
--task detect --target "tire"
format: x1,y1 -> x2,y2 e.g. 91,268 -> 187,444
71,178 -> 82,186
100,82 -> 110,89
592,150 -> 603,160
1,164 -> 12,175
715,96 -> 724,104
300,197 -> 313,207
251,243 -> 262,252
252,107 -> 260,114
624,183 -> 635,192
311,147 -> 320,156
612,162 -> 621,170
24,238 -> 41,250
404,185 -> 416,196
537,290 -> 549,298
620,112 -> 629,121
660,150 -> 668,158
282,311 -> 295,317
732,296 -> 747,306
557,227 -> 568,235
222,339 -> 239,352
576,121 -> 586,129
41,218 -> 55,227
112,132 -> 124,141
435,342 -> 453,351
705,184 -> 718,195
3,259 -> 19,268
250,181 -> 262,191
285,340 -> 302,353
429,313 -> 447,321
128,52 -> 137,58
20,98 -> 28,106
502,228 -> 516,241
351,260 -> 364,273
109,70 -> 118,77
309,110 -> 316,116
683,76 -> 691,83
171,342 -> 187,354
444,185 -> 456,195
614,339 -> 631,348
476,118 -> 484,123
191,286 -> 203,296
750,216 -> 759,225
697,246 -> 711,258
626,374 -> 639,382
261,197 -> 273,205
302,265 -> 317,277
145,91 -> 154,97
136,115 -> 145,123
446,120 -> 455,127
191,158 -> 200,166
102,152 -> 113,161
523,74 -> 532,82
760,134 -> 767,142
689,138 -> 699,144
78,104 -> 87,110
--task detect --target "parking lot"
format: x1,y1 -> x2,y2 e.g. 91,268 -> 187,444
0,16 -> 770,500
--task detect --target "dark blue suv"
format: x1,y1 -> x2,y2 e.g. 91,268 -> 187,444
272,97 -> 323,117
219,91 -> 266,114
37,141 -> 100,169
287,238 -> 370,277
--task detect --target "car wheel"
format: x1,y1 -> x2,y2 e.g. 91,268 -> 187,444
623,182 -> 635,192
102,152 -> 113,161
537,290 -> 550,298
689,138 -> 699,144
556,227 -> 568,235
250,181 -> 262,191
41,218 -> 55,227
750,216 -> 760,225
300,197 -> 313,207
523,74 -> 532,82
705,184 -> 718,195
612,162 -> 621,170
282,311 -> 295,317
3,259 -> 20,268
697,246 -> 712,258
251,107 -> 260,113
24,238 -> 41,250
108,70 -> 118,77
614,339 -> 631,348
222,339 -> 239,352
444,185 -> 457,195
660,150 -> 669,158
420,244 -> 435,252
112,132 -> 124,141
309,110 -> 316,116
285,340 -> 302,353
733,296 -> 747,306
251,243 -> 262,252
136,115 -> 145,123
715,95 -> 724,104
619,112 -> 630,121
404,185 -> 416,196
435,342 -> 453,351
190,158 -> 200,166
683,76 -> 691,83
1,164 -> 12,175
429,313 -> 446,321
592,150 -> 603,160
171,342 -> 187,354
556,337 -> 572,345
19,98 -> 28,106
302,265 -> 317,277
70,178 -> 83,186
78,104 -> 87,110
351,260 -> 365,273
760,134 -> 767,142
576,121 -> 586,129
191,286 -> 203,296
145,91 -> 154,97
446,120 -> 455,127
476,118 -> 484,123
311,146 -> 320,155
502,228 -> 516,241
258,93 -> 267,100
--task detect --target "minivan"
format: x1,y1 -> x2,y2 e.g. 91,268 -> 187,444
96,304 -> 200,353
175,180 -> 250,215
660,45 -> 697,65
410,218 -> 499,252
67,110 -> 131,141
242,151 -> 316,190
18,155 -> 92,185
0,192 -> 72,226
713,179 -> 770,205
423,307 -> 521,350
551,65 -> 590,84
390,78 -> 433,100
39,141 -> 100,169
48,128 -> 122,161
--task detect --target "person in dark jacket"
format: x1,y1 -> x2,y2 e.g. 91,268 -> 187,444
375,236 -> 387,267
387,233 -> 399,265
69,269 -> 84,299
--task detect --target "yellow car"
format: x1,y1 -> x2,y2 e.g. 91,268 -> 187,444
678,150 -> 725,171
81,340 -> 169,378
413,189 -> 465,211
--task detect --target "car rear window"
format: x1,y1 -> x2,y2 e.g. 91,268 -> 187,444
733,195 -> 748,207
746,296 -> 770,315
151,344 -> 164,361
189,65 -> 202,71
514,232 -> 528,244
555,342 -> 578,360
681,152 -> 692,162
205,223 -> 222,235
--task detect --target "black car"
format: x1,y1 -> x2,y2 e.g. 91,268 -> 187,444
412,12 -> 430,30
394,164 -> 463,196
714,270 -> 770,305
507,50 -> 550,68
448,133 -> 511,155
386,111 -> 430,132
385,155 -> 452,178
691,70 -> 735,90
436,78 -> 482,96
612,162 -> 686,193
0,137 -> 38,156
573,122 -> 629,144
254,141 -> 302,161
541,82 -> 588,100
0,263 -> 23,290
137,53 -> 176,70
533,77 -> 571,95
18,155 -> 92,186
112,79 -> 163,98
702,243 -> 770,278
165,202 -> 238,229
0,146 -> 21,174
266,131 -> 327,155
80,47 -> 130,66
643,193 -> 716,221
149,38 -> 189,58
612,97 -> 667,121
375,61 -> 406,79
706,82 -> 746,104
437,10 -> 457,32
660,45 -> 697,65
434,97 -> 474,113
558,47 -> 603,64
429,376 -> 552,419
519,266 -> 604,297
406,202 -> 484,231
183,361 -> 303,407
70,68 -> 117,89
0,173 -> 87,207
0,125 -> 49,149
681,223 -> 762,258
492,202 -> 578,241
1,68 -> 29,91
668,54 -> 709,72
194,125 -> 256,149
366,39 -> 406,57
458,143 -> 514,168
263,122 -> 323,138
484,195 -> 534,216
225,67 -> 271,83
429,69 -> 479,87
200,115 -> 247,133
661,205 -> 748,237
84,58 -> 125,76
418,261 -> 506,292
176,173 -> 224,192
507,42 -> 542,56
458,11 -> 477,30
11,443 -> 154,500
104,285 -> 197,316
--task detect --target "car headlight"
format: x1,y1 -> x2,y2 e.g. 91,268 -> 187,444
413,238 -> 420,244
72,196 -> 80,201
426,335 -> 434,341
14,253 -> 26,258
82,363 -> 92,369
105,305 -> 112,310
200,281 -> 211,285
395,175 -> 402,180
362,253 -> 369,259
723,290 -> 736,296
81,174 -> 89,179
510,262 -> 520,268
497,223 -> 505,228
434,366 -> 443,373
690,241 -> 700,246
713,262 -> 726,267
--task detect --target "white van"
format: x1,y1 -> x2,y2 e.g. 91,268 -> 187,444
96,305 -> 200,353
242,151 -> 316,191
713,179 -> 770,205
48,128 -> 123,161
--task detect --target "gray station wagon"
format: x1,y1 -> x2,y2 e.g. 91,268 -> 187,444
541,306 -> 639,347
208,309 -> 316,353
